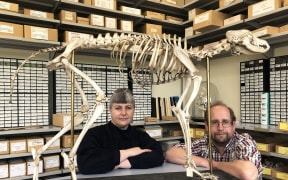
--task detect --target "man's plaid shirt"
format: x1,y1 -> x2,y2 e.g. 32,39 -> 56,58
177,132 -> 262,179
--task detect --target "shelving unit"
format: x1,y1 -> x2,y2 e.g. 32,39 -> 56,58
0,0 -> 288,179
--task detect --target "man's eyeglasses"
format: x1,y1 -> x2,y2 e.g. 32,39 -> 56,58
210,120 -> 232,128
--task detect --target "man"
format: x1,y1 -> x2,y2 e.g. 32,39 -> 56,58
165,101 -> 262,180
77,88 -> 164,174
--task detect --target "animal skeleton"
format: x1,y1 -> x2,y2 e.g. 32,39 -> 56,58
9,29 -> 269,180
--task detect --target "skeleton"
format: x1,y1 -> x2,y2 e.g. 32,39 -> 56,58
9,29 -> 269,180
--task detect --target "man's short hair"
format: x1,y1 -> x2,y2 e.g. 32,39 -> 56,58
204,101 -> 236,122
109,88 -> 135,109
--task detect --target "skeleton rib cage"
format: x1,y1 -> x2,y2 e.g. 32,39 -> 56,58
9,29 -> 270,180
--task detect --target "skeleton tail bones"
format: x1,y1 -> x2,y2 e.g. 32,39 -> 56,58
10,29 -> 269,180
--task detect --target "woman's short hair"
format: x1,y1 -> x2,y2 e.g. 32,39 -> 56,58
109,88 -> 135,109
204,101 -> 236,122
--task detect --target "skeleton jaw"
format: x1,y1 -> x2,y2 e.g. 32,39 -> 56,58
226,29 -> 270,54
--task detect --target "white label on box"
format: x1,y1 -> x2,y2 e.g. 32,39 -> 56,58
146,129 -> 161,137
10,163 -> 26,177
11,141 -> 26,152
94,0 -> 114,10
44,156 -> 59,169
27,160 -> 43,175
0,164 -> 8,178
29,10 -> 47,18
121,6 -> 141,15
0,142 -> 8,151
105,17 -> 116,29
64,11 -> 74,21
28,139 -> 44,147
252,0 -> 276,17
91,14 -> 104,26
68,32 -> 92,42
31,27 -> 48,40
0,2 -> 10,10
0,25 -> 13,33
194,12 -> 209,24
122,21 -> 132,31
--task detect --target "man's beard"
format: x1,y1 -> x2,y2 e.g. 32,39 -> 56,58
212,133 -> 231,147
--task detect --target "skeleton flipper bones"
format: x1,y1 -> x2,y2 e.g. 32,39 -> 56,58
9,29 -> 269,180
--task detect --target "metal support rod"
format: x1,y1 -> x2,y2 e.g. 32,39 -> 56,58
206,56 -> 213,174
71,51 -> 75,147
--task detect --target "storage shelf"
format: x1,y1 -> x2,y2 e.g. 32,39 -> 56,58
0,10 -> 59,28
0,149 -> 61,160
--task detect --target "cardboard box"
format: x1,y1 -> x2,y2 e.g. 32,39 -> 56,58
8,158 -> 26,177
279,121 -> 288,130
165,15 -> 183,22
143,11 -> 165,20
219,0 -> 236,8
89,14 -> 104,26
27,137 -> 44,152
161,0 -> 184,6
63,31 -> 93,42
253,26 -> 279,37
188,8 -> 206,21
105,17 -> 117,29
118,20 -> 133,32
58,10 -> 76,23
275,144 -> 288,155
0,21 -> 23,38
193,10 -> 231,32
9,138 -> 27,154
43,154 -> 60,172
280,24 -> 288,32
77,17 -> 89,25
271,167 -> 288,180
138,23 -> 162,35
143,125 -> 162,139
0,139 -> 9,155
45,136 -> 61,150
195,128 -> 205,138
119,6 -> 141,15
0,1 -> 18,12
263,167 -> 272,176
223,14 -> 246,26
24,25 -> 58,41
248,0 -> 282,18
24,9 -> 54,19
185,0 -> 193,4
61,134 -> 79,148
52,114 -> 71,127
283,0 -> 288,6
25,157 -> 43,175
92,0 -> 116,10
190,128 -> 195,138
0,160 -> 8,178
185,26 -> 193,38
256,142 -> 275,152
81,0 -> 91,5
169,129 -> 182,136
